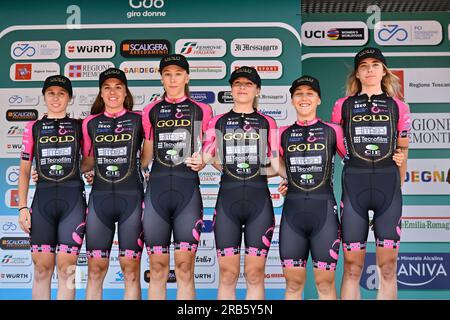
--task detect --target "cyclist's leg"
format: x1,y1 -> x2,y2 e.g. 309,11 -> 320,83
85,192 -> 114,300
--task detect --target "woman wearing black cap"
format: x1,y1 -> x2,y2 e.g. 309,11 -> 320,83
18,75 -> 86,299
81,68 -> 145,300
277,75 -> 346,300
203,66 -> 278,299
331,47 -> 410,299
141,54 -> 212,300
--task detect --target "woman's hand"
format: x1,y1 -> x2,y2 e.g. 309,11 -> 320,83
185,152 -> 205,172
393,149 -> 405,167
278,178 -> 288,197
83,170 -> 94,185
31,167 -> 38,183
18,208 -> 31,234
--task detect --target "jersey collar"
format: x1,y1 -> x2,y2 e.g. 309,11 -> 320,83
295,118 -> 320,126
164,95 -> 188,104
104,108 -> 127,118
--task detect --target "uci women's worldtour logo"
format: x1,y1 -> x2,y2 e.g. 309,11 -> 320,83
301,21 -> 368,46
127,0 -> 166,19
361,253 -> 450,290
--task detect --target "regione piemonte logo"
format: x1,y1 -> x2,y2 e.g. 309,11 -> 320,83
64,62 -> 114,80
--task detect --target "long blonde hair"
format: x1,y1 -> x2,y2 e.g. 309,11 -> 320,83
346,64 -> 404,100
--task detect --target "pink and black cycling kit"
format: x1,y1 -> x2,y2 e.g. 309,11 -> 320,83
332,93 -> 411,251
21,116 -> 86,255
278,118 -> 345,270
141,96 -> 212,255
82,109 -> 144,259
203,110 -> 277,258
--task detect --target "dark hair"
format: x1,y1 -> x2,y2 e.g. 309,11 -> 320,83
90,86 -> 134,115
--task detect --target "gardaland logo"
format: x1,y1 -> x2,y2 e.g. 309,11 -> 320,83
10,63 -> 60,81
64,62 -> 114,80
231,38 -> 282,57
120,40 -> 170,58
65,40 -> 115,59
119,61 -> 160,80
175,39 -> 226,58
11,41 -> 60,60
361,253 -> 450,290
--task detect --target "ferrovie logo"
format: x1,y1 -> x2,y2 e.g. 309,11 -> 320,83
6,109 -> 38,121
120,40 -> 170,58
175,39 -> 226,58
65,40 -> 115,59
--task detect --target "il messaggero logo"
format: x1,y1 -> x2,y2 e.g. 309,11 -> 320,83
120,40 -> 170,57
361,253 -> 450,290
6,109 -> 38,121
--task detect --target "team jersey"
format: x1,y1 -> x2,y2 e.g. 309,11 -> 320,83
279,118 -> 345,194
82,109 -> 144,191
21,115 -> 83,184
142,96 -> 212,178
331,93 -> 410,167
203,109 -> 277,184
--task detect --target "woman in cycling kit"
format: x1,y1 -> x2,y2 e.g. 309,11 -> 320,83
18,75 -> 86,300
141,54 -> 212,300
82,68 -> 145,300
278,76 -> 346,300
331,47 -> 410,300
203,67 -> 279,300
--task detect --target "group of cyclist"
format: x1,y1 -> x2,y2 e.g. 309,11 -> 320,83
18,46 -> 410,300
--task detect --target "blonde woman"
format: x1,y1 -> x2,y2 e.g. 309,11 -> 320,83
331,47 -> 410,300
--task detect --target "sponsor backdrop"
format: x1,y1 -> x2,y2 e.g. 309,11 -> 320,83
0,0 -> 300,300
301,11 -> 450,299
1,2 -> 449,300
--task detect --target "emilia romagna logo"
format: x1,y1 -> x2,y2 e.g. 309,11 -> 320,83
360,253 -> 450,290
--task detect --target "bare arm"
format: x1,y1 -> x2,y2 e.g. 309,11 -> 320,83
396,137 -> 409,186
141,139 -> 154,169
18,160 -> 32,233
81,156 -> 95,173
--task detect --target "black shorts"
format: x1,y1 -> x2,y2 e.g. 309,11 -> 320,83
340,165 -> 403,251
85,189 -> 144,259
280,193 -> 340,271
30,182 -> 86,256
142,175 -> 203,255
214,182 -> 275,258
